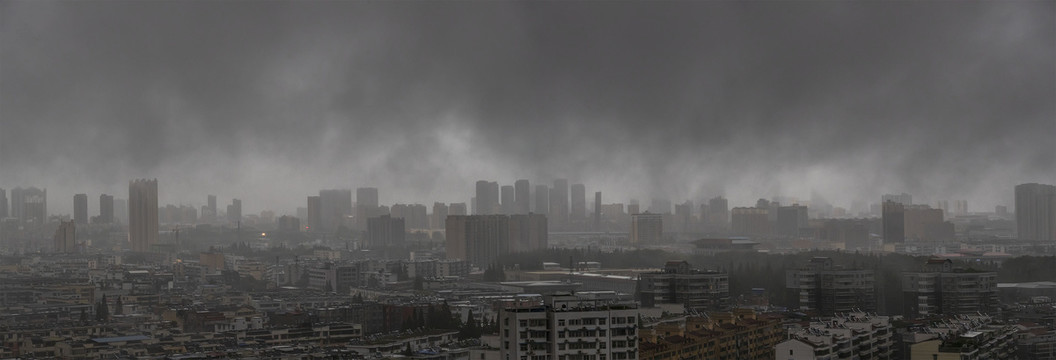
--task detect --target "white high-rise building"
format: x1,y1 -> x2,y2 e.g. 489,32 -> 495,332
499,292 -> 639,360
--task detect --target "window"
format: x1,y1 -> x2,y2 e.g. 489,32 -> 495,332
599,318 -> 606,325
559,319 -> 565,326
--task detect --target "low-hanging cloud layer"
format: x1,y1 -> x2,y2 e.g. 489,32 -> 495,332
2,1 -> 1053,215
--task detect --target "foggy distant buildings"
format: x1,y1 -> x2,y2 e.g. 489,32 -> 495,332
97,194 -> 114,224
53,220 -> 76,253
533,185 -> 548,215
638,260 -> 729,311
882,200 -> 905,244
0,188 -> 7,219
448,202 -> 467,216
649,198 -> 671,214
594,191 -> 602,231
903,205 -> 953,242
306,196 -> 322,233
500,185 -> 514,214
390,203 -> 427,229
277,215 -> 300,232
1015,183 -> 1056,242
355,187 -> 379,231
227,198 -> 242,224
514,179 -> 530,214
73,193 -> 88,224
631,212 -> 663,244
319,189 -> 351,232
11,187 -> 47,227
431,202 -> 448,229
570,183 -> 585,223
128,179 -> 158,252
445,213 -> 547,267
882,192 -> 913,206
201,194 -> 217,223
474,180 -> 499,215
549,179 -> 568,230
366,214 -> 405,248
706,196 -> 729,229
731,207 -> 769,237
776,205 -> 808,238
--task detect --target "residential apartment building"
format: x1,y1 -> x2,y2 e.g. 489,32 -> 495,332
499,291 -> 639,360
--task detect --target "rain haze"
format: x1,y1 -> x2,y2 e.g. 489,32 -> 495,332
2,1 -> 1054,215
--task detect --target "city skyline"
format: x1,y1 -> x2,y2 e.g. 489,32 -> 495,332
2,1 -> 1053,216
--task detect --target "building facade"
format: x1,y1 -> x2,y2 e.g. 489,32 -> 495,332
499,292 -> 639,360
128,179 -> 158,252
637,260 -> 729,312
786,257 -> 876,315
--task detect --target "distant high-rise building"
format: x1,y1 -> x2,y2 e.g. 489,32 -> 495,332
509,213 -> 548,252
731,207 -> 769,236
227,198 -> 242,224
550,179 -> 568,228
307,196 -> 322,232
881,193 -> 913,206
391,203 -> 428,229
11,187 -> 47,226
201,194 -> 217,222
674,201 -> 694,233
627,202 -> 640,215
449,202 -> 467,216
904,205 -> 952,241
570,183 -> 586,222
514,179 -> 530,214
53,220 -> 76,253
277,215 -> 301,232
128,179 -> 158,252
114,198 -> 127,224
319,189 -> 351,232
1015,183 -> 1056,242
446,215 -> 509,267
594,191 -> 602,231
475,180 -> 499,215
707,196 -> 729,227
631,212 -> 663,244
882,200 -> 905,244
0,188 -> 7,219
356,187 -> 379,231
995,205 -> 1008,217
73,193 -> 88,224
533,185 -> 549,215
500,185 -> 515,215
776,205 -> 808,237
649,198 -> 672,214
97,194 -> 114,224
432,202 -> 449,229
367,214 -> 405,248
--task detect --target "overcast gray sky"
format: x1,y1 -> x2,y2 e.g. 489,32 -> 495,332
2,1 -> 1053,216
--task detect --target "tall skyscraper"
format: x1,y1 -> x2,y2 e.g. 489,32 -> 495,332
882,200 -> 905,244
356,187 -> 380,231
475,180 -> 499,215
549,179 -> 568,228
533,185 -> 549,215
128,179 -> 158,252
227,199 -> 242,224
1015,183 -> 1056,242
53,220 -> 76,253
73,193 -> 88,224
500,185 -> 515,215
570,183 -> 586,222
594,191 -> 602,231
307,196 -> 322,232
98,194 -> 114,224
0,188 -> 7,219
203,194 -> 217,222
319,189 -> 352,232
514,179 -> 530,215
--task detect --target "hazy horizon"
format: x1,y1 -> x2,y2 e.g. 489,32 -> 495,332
2,1 -> 1054,216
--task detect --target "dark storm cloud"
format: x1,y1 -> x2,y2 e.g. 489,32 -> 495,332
1,1 -> 1053,214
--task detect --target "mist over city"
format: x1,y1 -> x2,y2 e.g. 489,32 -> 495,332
0,1 -> 1054,360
